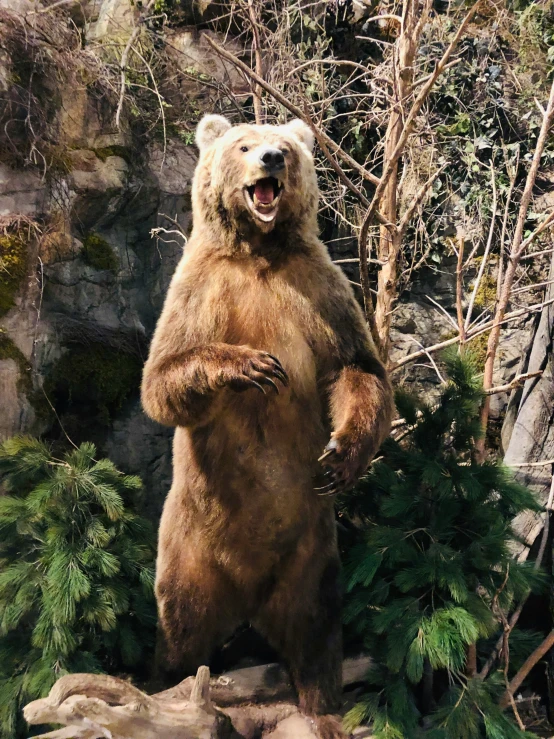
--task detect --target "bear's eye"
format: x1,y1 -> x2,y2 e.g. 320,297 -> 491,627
240,146 -> 249,153
281,148 -> 289,156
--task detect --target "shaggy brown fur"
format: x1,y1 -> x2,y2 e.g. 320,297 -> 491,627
141,116 -> 394,739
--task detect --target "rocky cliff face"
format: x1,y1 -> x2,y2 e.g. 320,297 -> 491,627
0,136 -> 192,514
0,0 -> 198,516
0,0 -> 545,519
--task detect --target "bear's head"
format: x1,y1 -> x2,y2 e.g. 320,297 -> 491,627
192,116 -> 318,240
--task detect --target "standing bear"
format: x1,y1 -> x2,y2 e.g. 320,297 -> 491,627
141,115 -> 394,738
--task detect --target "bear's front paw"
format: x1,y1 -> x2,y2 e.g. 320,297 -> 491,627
315,433 -> 371,496
216,346 -> 289,395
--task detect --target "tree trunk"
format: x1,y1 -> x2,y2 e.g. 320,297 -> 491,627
503,251 -> 554,559
374,1 -> 419,360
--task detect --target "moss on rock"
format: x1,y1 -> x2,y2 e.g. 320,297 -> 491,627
472,274 -> 497,311
82,233 -> 118,271
442,328 -> 491,367
93,145 -> 131,163
468,330 -> 490,367
46,343 -> 142,427
0,233 -> 28,316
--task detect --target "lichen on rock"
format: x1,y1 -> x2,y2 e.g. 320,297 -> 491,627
0,230 -> 27,316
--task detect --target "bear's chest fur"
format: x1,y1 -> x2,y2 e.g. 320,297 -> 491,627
219,258 -> 332,391
172,256 -> 332,542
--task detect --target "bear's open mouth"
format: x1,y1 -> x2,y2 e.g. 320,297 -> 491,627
244,177 -> 284,223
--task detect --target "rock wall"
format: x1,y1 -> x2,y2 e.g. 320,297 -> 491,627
0,0 -> 200,516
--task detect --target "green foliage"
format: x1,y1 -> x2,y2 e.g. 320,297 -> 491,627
46,343 -> 142,427
515,2 -> 554,76
0,436 -> 156,738
341,351 -> 543,738
82,233 -> 118,272
0,233 -> 27,317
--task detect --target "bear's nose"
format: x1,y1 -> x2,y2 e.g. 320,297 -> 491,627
259,148 -> 285,173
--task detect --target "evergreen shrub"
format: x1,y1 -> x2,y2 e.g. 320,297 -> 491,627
341,351 -> 544,738
0,436 -> 156,738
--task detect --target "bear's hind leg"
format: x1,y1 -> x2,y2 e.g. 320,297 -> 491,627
155,558 -> 242,687
254,557 -> 346,739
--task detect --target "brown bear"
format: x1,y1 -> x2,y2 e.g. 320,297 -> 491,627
141,114 -> 394,738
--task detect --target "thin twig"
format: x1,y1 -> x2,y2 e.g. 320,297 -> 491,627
332,258 -> 385,265
499,629 -> 554,708
247,0 -> 264,124
455,234 -> 466,343
391,372 -> 543,431
496,148 -> 519,297
203,34 -> 382,188
509,459 -> 554,468
415,340 -> 445,383
398,165 -> 445,235
521,247 -> 554,261
115,0 -> 156,131
482,370 -> 543,395
425,295 -> 458,331
464,161 -> 497,332
477,77 -> 554,459
158,213 -> 187,237
480,473 -> 554,681
392,297 -> 554,370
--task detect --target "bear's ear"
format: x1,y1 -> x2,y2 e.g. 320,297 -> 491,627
283,119 -> 315,152
196,115 -> 232,152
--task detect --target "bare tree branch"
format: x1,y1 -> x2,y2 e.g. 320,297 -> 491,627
499,629 -> 554,708
476,77 -> 554,460
359,0 -> 481,359
203,34 -> 383,187
391,297 -> 554,370
480,473 -> 554,681
115,0 -> 157,131
464,161 -> 497,332
247,0 -> 264,124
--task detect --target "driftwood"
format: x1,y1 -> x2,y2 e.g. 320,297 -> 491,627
24,656 -> 372,739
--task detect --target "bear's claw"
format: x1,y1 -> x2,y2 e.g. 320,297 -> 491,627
316,437 -> 366,496
226,348 -> 289,395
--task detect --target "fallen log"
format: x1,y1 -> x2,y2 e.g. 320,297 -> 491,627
24,666 -> 233,739
24,656 -> 372,739
157,655 -> 373,706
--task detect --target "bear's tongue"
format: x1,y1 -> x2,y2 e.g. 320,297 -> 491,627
254,178 -> 275,205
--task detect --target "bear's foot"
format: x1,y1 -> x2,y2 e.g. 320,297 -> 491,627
262,713 -> 349,739
312,714 -> 350,739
